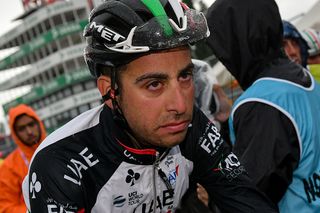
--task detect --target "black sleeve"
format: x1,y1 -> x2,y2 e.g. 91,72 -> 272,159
232,102 -> 300,203
186,108 -> 279,213
27,150 -> 84,212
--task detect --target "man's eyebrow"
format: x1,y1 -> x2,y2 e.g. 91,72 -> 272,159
135,73 -> 168,84
179,63 -> 194,75
135,62 -> 194,84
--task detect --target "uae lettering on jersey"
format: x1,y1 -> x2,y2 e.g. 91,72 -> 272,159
64,147 -> 100,185
132,189 -> 174,213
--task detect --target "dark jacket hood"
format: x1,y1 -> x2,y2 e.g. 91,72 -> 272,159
206,0 -> 284,90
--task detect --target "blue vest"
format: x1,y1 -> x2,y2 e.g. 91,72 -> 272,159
229,75 -> 320,212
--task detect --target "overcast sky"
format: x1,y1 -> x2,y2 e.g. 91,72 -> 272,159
0,0 -> 318,36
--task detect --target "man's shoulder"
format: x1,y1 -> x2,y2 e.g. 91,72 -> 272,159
183,108 -> 223,157
0,149 -> 21,168
36,105 -> 105,151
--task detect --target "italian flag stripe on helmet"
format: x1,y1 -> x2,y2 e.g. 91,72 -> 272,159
141,0 -> 173,36
304,30 -> 320,51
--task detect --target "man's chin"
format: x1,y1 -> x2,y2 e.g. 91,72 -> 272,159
156,133 -> 187,148
22,139 -> 39,147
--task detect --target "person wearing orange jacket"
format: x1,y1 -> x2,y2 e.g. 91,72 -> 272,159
0,104 -> 46,213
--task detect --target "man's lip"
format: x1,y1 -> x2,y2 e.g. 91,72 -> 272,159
160,120 -> 190,133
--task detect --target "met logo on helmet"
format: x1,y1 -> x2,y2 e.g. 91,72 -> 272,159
89,21 -> 125,42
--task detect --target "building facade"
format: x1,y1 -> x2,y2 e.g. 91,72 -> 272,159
0,0 -> 104,134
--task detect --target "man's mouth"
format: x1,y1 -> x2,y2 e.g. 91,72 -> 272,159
160,120 -> 190,133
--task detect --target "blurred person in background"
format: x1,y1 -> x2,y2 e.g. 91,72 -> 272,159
301,28 -> 320,82
282,22 -> 320,82
0,104 -> 46,213
282,20 -> 309,68
206,0 -> 320,212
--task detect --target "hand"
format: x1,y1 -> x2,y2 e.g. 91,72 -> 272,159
197,183 -> 209,207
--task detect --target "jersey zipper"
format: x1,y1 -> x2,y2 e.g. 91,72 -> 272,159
153,149 -> 174,212
153,151 -> 160,212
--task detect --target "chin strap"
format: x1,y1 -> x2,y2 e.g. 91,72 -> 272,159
102,89 -> 118,102
101,68 -> 132,132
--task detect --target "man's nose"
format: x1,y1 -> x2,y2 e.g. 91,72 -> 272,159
167,84 -> 187,114
26,126 -> 34,135
285,41 -> 298,57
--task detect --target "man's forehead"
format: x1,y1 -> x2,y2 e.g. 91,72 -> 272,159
15,114 -> 37,126
124,48 -> 191,76
283,37 -> 299,43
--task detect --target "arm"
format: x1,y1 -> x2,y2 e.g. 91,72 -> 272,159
0,163 -> 27,213
232,102 -> 300,203
188,108 -> 278,212
24,152 -> 84,213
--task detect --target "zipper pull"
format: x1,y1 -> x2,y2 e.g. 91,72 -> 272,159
157,167 -> 174,197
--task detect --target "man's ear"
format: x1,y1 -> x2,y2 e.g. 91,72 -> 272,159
97,75 -> 113,109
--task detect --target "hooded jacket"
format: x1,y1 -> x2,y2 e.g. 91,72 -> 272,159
206,0 -> 318,209
0,104 -> 46,213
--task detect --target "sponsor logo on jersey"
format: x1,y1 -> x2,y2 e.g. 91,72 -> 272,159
64,147 -> 99,186
128,191 -> 144,206
46,198 -> 78,213
126,169 -> 140,186
199,123 -> 223,156
165,156 -> 174,167
218,153 -> 245,181
168,165 -> 179,187
30,172 -> 41,199
113,195 -> 126,207
303,172 -> 320,203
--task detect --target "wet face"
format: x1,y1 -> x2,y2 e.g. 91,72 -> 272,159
14,115 -> 41,146
117,47 -> 194,148
283,38 -> 302,65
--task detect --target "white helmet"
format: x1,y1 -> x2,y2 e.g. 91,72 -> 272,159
301,28 -> 320,57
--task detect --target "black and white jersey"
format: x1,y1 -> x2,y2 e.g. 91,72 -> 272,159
22,105 -> 277,213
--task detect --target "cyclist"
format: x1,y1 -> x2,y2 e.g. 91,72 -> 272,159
22,0 -> 277,212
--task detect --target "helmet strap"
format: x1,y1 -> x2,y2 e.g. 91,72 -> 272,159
104,69 -> 138,139
103,69 -> 160,149
109,69 -> 127,127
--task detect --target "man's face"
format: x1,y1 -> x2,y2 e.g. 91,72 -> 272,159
118,47 -> 194,148
283,38 -> 302,65
14,115 -> 41,146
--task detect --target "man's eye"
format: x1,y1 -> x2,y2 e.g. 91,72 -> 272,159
17,127 -> 26,132
179,72 -> 193,82
29,121 -> 37,127
147,81 -> 162,90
